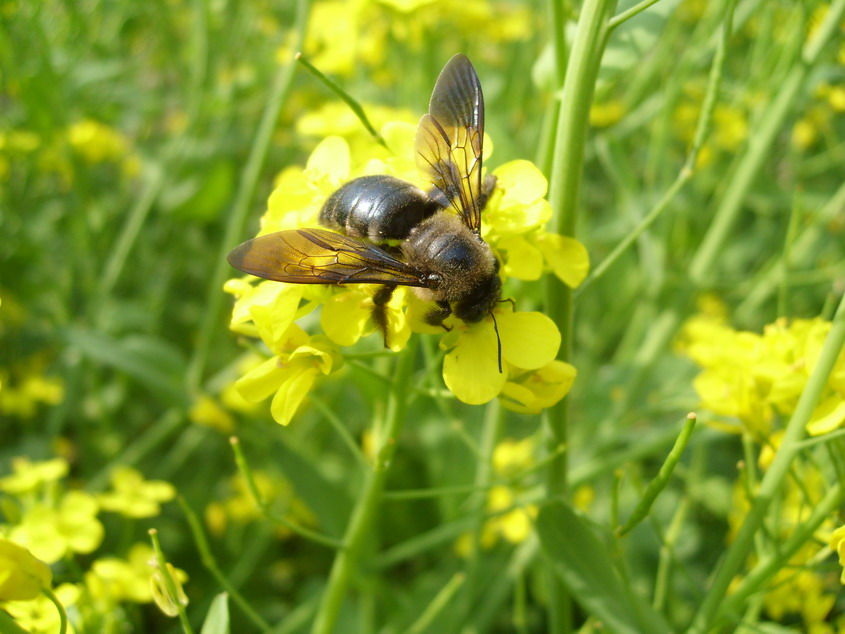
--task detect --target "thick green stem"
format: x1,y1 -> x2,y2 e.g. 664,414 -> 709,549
311,346 -> 416,634
543,1 -> 617,631
688,292 -> 845,632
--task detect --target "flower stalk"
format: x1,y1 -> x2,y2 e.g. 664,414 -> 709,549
543,0 -> 617,631
311,344 -> 417,634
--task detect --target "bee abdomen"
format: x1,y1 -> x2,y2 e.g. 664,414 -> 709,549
319,175 -> 440,242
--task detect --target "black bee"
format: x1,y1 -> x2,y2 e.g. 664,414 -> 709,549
227,54 -> 503,366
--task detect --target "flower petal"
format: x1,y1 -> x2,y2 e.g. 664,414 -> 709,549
500,361 -> 577,414
499,236 -> 544,280
235,357 -> 286,402
807,396 -> 845,436
443,321 -> 507,404
498,311 -> 560,370
538,233 -> 590,288
270,367 -> 318,425
494,160 -> 547,206
321,289 -> 372,346
305,135 -> 350,188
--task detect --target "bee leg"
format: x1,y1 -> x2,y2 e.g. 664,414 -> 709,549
372,284 -> 396,348
424,301 -> 453,331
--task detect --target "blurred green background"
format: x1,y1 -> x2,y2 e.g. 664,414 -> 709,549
2,0 -> 845,631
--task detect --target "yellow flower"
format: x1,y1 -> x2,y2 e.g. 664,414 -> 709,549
0,457 -> 68,495
0,539 -> 52,601
680,313 -> 844,438
590,100 -> 625,128
189,394 -> 235,432
233,323 -> 343,425
500,360 -> 577,414
2,582 -> 79,634
97,467 -> 176,519
492,437 -> 535,477
66,119 -> 131,164
0,367 -> 64,418
85,543 -> 174,604
441,309 -> 561,405
9,491 -> 103,563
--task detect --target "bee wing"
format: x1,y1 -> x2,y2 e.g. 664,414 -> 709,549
415,54 -> 485,233
227,228 -> 429,287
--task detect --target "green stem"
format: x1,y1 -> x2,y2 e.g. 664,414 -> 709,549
543,1 -> 617,631
463,400 -> 502,621
616,413 -> 696,537
607,0 -> 662,31
688,292 -> 845,632
177,497 -> 271,631
186,0 -> 311,392
42,588 -> 68,634
722,481 -> 844,620
407,573 -> 466,634
230,437 -> 343,549
577,0 -> 733,295
689,0 -> 845,284
311,345 -> 416,633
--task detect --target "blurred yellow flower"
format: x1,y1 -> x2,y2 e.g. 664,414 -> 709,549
85,543 -> 185,605
9,491 -> 104,563
728,461 -> 839,629
2,582 -> 79,634
0,457 -> 68,495
0,539 -> 52,601
590,99 -> 625,128
293,0 -> 533,79
205,471 -> 316,539
189,394 -> 235,432
0,367 -> 64,419
67,119 -> 130,164
97,466 -> 176,519
680,313 -> 845,439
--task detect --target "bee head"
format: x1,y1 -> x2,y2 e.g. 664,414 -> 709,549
452,271 -> 502,324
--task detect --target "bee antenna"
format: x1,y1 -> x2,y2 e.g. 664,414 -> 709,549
489,310 -> 503,374
498,297 -> 516,311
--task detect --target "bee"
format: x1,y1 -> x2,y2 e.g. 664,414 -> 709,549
227,54 -> 504,368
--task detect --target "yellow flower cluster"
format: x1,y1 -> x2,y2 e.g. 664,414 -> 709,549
0,119 -> 140,184
226,122 -> 587,422
0,457 -> 183,632
289,0 -> 533,79
727,460 -> 842,629
678,309 -> 845,438
681,303 -> 845,628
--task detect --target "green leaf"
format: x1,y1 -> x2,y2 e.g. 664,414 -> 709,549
536,502 -> 670,634
200,592 -> 230,634
64,327 -> 189,407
